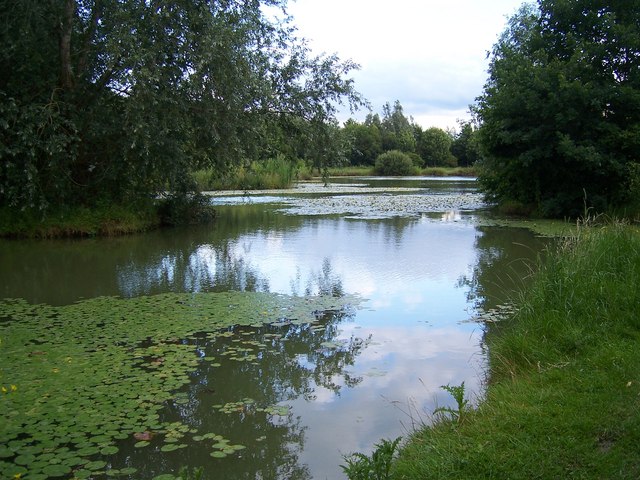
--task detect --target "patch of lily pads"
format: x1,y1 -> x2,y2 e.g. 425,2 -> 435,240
0,291 -> 361,478
465,303 -> 518,324
212,398 -> 291,417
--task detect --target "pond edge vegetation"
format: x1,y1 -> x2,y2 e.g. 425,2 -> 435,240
343,220 -> 640,480
0,168 -> 477,239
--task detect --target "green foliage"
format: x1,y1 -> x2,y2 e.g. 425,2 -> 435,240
343,119 -> 383,165
421,166 -> 478,177
374,150 -> 417,176
417,127 -> 457,167
381,101 -> 417,153
0,0 -> 363,216
490,222 -> 640,380
476,1 -> 640,217
433,382 -> 469,424
341,101 -> 476,169
156,193 -> 216,226
341,437 -> 401,480
0,202 -> 159,238
177,466 -> 204,480
451,121 -> 482,167
0,291 -> 362,479
394,224 -> 640,479
407,152 -> 424,168
196,155 -> 300,191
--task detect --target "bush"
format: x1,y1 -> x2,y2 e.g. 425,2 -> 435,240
374,150 -> 416,176
407,152 -> 424,168
157,193 -> 216,226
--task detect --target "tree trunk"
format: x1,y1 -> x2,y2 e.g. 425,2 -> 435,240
59,0 -> 75,91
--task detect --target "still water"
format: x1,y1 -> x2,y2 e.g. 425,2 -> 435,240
0,178 -> 547,479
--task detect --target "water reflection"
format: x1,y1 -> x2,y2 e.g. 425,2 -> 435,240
109,309 -> 367,480
458,226 -> 550,310
0,211 -> 476,306
0,179 -> 552,479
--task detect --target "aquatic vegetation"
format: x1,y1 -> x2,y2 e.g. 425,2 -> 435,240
0,291 -> 361,479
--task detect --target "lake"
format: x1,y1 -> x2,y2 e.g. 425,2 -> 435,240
0,177 -> 549,480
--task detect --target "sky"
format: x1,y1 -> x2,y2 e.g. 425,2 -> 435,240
286,0 -> 526,131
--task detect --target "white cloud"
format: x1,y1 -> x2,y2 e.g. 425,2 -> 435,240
288,0 -> 525,129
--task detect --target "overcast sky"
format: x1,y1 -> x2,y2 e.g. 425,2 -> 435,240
287,0 -> 526,131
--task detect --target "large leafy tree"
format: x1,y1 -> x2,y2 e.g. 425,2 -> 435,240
416,127 -> 456,167
475,1 -> 640,217
451,120 -> 482,167
380,100 -> 417,153
342,118 -> 382,165
0,0 -> 362,212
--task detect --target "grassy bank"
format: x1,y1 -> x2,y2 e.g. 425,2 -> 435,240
325,165 -> 478,178
420,166 -> 478,177
392,223 -> 640,479
0,203 -> 161,239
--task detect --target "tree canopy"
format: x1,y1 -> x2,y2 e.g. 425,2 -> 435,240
342,101 -> 476,169
475,0 -> 640,217
0,0 -> 363,213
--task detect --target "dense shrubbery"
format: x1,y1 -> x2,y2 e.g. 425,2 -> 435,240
374,150 -> 416,176
476,2 -> 640,217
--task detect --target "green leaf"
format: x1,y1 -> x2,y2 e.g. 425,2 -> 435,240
84,460 -> 108,471
100,445 -> 119,455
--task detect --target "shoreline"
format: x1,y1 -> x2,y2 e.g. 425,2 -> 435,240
389,223 -> 640,479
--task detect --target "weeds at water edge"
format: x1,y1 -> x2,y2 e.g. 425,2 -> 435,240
341,437 -> 401,480
433,382 -> 469,425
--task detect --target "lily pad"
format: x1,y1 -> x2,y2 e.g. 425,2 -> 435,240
0,446 -> 14,458
42,463 -> 72,477
14,453 -> 36,466
85,460 -> 108,471
100,445 -> 119,455
0,291 -> 363,476
160,444 -> 182,452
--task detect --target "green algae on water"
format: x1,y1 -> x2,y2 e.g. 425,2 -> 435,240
0,291 -> 362,478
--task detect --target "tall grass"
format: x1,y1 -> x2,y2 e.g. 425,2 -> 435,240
421,166 -> 478,177
393,222 -> 640,479
193,156 -> 301,191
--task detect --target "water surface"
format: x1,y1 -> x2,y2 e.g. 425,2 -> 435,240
0,177 -> 548,479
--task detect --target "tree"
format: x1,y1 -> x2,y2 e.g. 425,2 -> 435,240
0,0 -> 363,213
451,121 -> 482,167
475,1 -> 640,217
417,127 -> 456,167
342,119 -> 382,165
380,100 -> 417,153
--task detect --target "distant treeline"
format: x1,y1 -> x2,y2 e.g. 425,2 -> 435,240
341,100 -> 481,169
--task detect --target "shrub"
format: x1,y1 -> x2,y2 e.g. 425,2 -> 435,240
407,152 -> 424,168
374,150 -> 416,176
